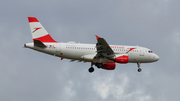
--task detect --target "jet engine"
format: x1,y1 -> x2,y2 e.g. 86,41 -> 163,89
102,63 -> 116,70
109,54 -> 129,63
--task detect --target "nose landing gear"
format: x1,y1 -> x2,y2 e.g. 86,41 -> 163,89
137,62 -> 142,72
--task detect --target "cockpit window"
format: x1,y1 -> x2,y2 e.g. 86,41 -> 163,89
148,50 -> 153,53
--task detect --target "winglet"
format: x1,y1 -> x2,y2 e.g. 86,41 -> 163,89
95,35 -> 100,39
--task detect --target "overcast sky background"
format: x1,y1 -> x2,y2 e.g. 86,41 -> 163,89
0,0 -> 180,101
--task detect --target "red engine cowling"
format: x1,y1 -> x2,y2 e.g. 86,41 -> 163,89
115,55 -> 129,63
102,63 -> 116,70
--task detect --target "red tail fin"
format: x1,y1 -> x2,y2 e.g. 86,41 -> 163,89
28,17 -> 57,43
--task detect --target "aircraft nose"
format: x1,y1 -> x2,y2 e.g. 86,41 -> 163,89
154,54 -> 159,61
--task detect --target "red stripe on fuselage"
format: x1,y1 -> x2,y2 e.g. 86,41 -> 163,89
28,17 -> 39,23
126,48 -> 137,53
33,34 -> 57,43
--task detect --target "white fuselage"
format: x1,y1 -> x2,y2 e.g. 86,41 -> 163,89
25,17 -> 159,72
25,42 -> 159,63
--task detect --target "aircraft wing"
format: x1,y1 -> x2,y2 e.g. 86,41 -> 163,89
95,35 -> 114,58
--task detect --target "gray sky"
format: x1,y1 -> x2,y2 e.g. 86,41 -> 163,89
0,0 -> 180,101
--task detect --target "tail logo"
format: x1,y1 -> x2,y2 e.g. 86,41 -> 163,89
33,27 -> 42,33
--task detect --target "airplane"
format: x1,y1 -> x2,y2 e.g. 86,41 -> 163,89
24,17 -> 159,73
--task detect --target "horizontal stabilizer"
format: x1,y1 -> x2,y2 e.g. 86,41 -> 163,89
34,39 -> 47,48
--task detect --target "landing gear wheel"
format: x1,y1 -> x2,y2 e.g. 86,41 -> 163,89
138,68 -> 142,72
88,67 -> 94,73
137,62 -> 142,72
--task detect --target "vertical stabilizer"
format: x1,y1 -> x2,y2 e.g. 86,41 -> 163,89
28,17 -> 57,43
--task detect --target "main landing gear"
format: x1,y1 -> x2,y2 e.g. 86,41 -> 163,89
89,62 -> 94,73
88,62 -> 103,73
137,62 -> 142,72
89,67 -> 94,73
88,67 -> 94,73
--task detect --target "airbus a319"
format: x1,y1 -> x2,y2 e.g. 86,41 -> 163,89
24,17 -> 159,73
